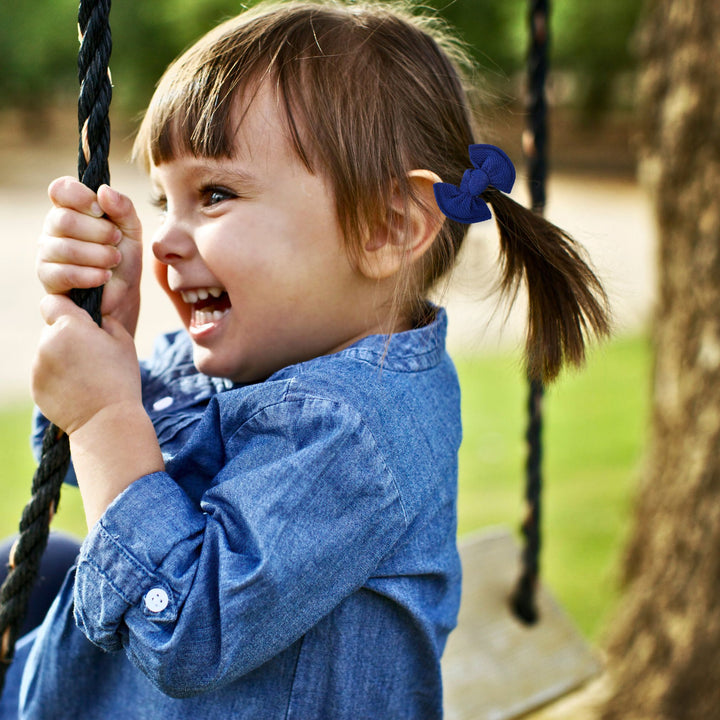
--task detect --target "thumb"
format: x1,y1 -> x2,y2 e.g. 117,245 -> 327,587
40,293 -> 96,326
97,185 -> 143,244
101,314 -> 135,343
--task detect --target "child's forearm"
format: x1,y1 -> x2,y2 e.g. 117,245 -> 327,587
69,402 -> 165,529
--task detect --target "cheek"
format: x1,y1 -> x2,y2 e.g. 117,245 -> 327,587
201,229 -> 283,283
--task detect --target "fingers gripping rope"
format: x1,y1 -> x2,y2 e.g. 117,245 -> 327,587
0,0 -> 111,690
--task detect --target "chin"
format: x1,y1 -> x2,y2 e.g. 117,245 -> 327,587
192,350 -> 232,380
192,350 -> 260,384
192,343 -> 293,384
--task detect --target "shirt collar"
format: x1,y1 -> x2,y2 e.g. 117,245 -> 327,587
337,306 -> 448,373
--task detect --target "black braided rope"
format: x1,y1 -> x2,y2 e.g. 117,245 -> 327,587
512,379 -> 544,623
524,0 -> 549,217
73,0 -> 112,322
0,0 -> 111,690
511,0 -> 549,626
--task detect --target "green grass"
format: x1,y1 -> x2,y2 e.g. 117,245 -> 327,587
0,334 -> 651,643
0,403 -> 86,540
456,334 -> 652,642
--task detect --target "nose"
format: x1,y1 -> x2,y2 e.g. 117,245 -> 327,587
152,216 -> 196,265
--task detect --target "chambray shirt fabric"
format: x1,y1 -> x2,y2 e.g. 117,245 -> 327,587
3,308 -> 461,720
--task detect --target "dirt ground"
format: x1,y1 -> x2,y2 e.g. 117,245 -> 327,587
0,111 -> 655,403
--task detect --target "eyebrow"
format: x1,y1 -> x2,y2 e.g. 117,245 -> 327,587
196,163 -> 259,185
150,161 -> 262,196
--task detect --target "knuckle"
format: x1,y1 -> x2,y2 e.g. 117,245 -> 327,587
58,238 -> 84,266
53,208 -> 80,237
36,260 -> 52,286
48,176 -> 81,203
48,175 -> 71,195
102,220 -> 122,245
38,264 -> 63,292
44,206 -> 65,233
36,236 -> 50,263
65,266 -> 87,288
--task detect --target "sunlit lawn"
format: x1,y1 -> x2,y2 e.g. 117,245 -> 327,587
0,334 -> 651,644
456,334 -> 651,642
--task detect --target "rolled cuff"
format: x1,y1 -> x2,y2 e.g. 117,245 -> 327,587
74,472 -> 204,651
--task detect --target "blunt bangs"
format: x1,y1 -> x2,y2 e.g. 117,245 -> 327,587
133,18 -> 267,169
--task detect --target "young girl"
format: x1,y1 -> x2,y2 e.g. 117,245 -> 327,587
2,1 -> 608,717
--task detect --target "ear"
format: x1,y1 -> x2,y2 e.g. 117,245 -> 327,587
358,169 -> 444,280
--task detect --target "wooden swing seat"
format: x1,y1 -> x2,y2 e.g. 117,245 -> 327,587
443,527 -> 602,720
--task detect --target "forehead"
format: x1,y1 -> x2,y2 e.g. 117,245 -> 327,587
150,82 -> 302,182
231,83 -> 292,163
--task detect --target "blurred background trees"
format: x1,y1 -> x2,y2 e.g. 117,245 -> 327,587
0,0 -> 644,132
599,0 -> 720,716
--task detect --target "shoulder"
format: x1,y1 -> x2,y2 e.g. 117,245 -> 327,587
211,307 -> 461,511
216,307 -> 458,424
292,307 -> 461,444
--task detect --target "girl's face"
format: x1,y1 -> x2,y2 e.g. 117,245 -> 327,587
150,83 -> 394,383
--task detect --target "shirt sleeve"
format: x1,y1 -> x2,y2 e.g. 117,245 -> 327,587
72,393 -> 408,698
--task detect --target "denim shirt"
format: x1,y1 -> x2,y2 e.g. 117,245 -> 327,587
12,309 -> 461,719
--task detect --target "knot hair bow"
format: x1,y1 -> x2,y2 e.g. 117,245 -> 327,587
433,144 -> 516,224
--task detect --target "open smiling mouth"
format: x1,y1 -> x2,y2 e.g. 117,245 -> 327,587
180,287 -> 232,328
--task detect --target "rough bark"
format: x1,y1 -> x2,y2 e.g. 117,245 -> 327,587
600,1 -> 720,719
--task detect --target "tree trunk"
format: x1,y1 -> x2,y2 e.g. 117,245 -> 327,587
601,2 -> 720,719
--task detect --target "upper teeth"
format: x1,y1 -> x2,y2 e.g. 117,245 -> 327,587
180,287 -> 224,304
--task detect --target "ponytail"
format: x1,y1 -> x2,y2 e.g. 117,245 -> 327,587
483,188 -> 610,382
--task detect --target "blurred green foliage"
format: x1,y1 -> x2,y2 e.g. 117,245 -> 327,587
0,0 -> 643,127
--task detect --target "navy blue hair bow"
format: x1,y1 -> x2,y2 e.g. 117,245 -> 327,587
433,144 -> 516,224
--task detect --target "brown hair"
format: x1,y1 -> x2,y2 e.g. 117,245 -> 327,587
134,0 -> 609,381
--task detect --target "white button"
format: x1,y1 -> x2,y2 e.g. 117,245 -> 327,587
145,587 -> 169,613
153,396 -> 174,411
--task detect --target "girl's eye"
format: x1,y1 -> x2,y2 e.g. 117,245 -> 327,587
150,194 -> 168,214
203,187 -> 236,206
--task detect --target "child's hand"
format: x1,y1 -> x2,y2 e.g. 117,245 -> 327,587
32,294 -> 165,528
32,294 -> 142,436
38,178 -> 143,337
